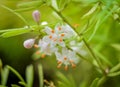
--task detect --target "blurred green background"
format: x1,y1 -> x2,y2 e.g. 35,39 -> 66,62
0,0 -> 120,87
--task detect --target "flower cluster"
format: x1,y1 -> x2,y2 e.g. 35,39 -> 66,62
23,10 -> 80,70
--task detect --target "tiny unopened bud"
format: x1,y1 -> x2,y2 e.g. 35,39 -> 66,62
32,10 -> 40,24
23,39 -> 35,49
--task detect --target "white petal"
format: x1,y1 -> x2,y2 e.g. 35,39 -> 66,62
44,26 -> 52,34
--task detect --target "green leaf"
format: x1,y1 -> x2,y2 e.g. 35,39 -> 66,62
11,84 -> 20,87
0,29 -> 32,38
94,49 -> 113,67
82,2 -> 99,18
0,59 -> 2,72
1,66 -> 9,85
14,7 -> 36,12
111,44 -> 120,51
26,65 -> 34,87
90,78 -> 99,87
18,1 -> 43,8
6,65 -> 25,83
110,63 -> 120,73
88,19 -> 100,41
18,81 -> 27,87
97,76 -> 106,87
0,5 -> 29,25
0,85 -> 7,87
108,71 -> 120,77
57,72 -> 72,87
56,0 -> 71,11
38,64 -> 43,87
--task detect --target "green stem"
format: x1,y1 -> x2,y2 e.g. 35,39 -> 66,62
83,38 -> 106,74
50,5 -> 106,74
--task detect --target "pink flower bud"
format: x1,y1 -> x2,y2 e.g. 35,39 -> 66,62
23,39 -> 35,49
32,10 -> 40,24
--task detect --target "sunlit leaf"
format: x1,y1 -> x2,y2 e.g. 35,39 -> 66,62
0,29 -> 32,38
108,71 -> 120,77
11,84 -> 20,87
18,81 -> 27,87
82,2 -> 99,18
26,65 -> 34,87
90,78 -> 99,87
111,44 -> 120,51
1,5 -> 29,25
38,64 -> 43,87
1,66 -> 9,85
18,1 -> 43,8
57,0 -> 71,11
14,7 -> 37,12
110,63 -> 120,73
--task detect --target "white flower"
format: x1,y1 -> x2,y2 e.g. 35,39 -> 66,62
44,26 -> 65,47
70,41 -> 87,56
55,48 -> 79,70
38,38 -> 58,56
23,39 -> 35,49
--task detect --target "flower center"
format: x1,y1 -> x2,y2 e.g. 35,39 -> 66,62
49,35 -> 52,39
61,33 -> 65,37
59,38 -> 63,42
51,30 -> 54,33
41,54 -> 46,58
58,26 -> 61,31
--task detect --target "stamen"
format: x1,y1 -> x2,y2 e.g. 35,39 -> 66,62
34,44 -> 39,48
73,24 -> 80,28
49,35 -> 52,39
59,38 -> 63,42
35,51 -> 40,54
51,30 -> 54,33
64,65 -> 68,71
57,63 -> 62,69
64,57 -> 67,60
53,38 -> 57,41
41,54 -> 46,58
61,33 -> 65,37
69,60 -> 76,68
57,61 -> 62,64
58,27 -> 61,30
71,63 -> 76,68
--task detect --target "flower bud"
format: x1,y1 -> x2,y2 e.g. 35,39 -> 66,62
32,10 -> 40,24
23,39 -> 35,49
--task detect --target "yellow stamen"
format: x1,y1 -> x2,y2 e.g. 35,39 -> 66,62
61,33 -> 65,37
58,27 -> 61,30
73,23 -> 80,28
64,65 -> 68,71
59,38 -> 63,42
35,51 -> 40,54
57,61 -> 62,64
34,44 -> 39,48
71,63 -> 76,68
69,60 -> 76,68
49,35 -> 52,39
41,54 -> 46,58
64,57 -> 67,60
57,63 -> 62,69
51,30 -> 54,33
53,38 -> 57,41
